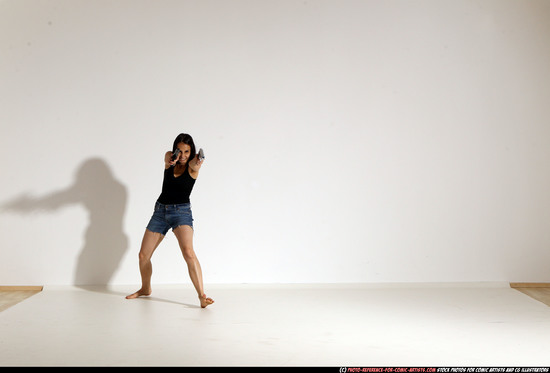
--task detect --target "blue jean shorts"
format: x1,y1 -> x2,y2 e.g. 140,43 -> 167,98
146,201 -> 194,235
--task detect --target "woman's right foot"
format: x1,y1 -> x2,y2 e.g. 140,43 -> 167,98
125,288 -> 151,299
199,294 -> 214,308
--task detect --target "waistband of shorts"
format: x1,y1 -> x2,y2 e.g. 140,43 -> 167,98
155,201 -> 191,210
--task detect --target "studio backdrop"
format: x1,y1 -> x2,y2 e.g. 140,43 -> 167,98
1,0 -> 550,286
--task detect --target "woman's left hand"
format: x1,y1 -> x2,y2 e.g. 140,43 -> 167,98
189,153 -> 204,171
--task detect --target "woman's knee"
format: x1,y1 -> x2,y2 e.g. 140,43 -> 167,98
181,246 -> 195,262
138,251 -> 152,262
138,230 -> 163,262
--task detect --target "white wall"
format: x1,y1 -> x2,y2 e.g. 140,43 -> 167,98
1,0 -> 550,286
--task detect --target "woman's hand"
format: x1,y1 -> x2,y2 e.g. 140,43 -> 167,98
165,151 -> 179,169
189,152 -> 204,172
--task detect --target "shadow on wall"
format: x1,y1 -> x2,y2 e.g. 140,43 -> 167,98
1,158 -> 128,286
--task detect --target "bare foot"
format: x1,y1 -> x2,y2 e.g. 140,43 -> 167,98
125,288 -> 152,299
199,294 -> 214,308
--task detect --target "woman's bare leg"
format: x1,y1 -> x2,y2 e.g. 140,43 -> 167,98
173,225 -> 214,308
126,229 -> 164,299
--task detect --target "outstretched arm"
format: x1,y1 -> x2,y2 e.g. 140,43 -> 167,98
2,187 -> 80,213
188,152 -> 204,178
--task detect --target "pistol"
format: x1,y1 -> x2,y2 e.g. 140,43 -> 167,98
171,148 -> 181,162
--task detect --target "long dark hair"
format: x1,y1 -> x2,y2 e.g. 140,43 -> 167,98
172,133 -> 196,164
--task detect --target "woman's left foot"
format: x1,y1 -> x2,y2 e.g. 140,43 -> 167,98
199,294 -> 214,308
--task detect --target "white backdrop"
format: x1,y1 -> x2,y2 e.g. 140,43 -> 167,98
1,0 -> 550,286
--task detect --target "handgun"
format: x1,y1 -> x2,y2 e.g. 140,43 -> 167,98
171,148 -> 181,162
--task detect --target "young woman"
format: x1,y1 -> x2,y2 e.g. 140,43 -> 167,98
126,133 -> 214,308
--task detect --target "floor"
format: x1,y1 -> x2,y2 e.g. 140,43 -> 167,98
1,283 -> 550,367
513,287 -> 550,308
0,290 -> 41,313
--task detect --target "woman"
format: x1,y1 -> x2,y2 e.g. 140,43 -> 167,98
126,133 -> 214,308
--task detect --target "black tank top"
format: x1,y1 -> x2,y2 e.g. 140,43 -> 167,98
157,165 -> 196,204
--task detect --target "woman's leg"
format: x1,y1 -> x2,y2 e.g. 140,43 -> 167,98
173,225 -> 214,308
126,229 -> 164,299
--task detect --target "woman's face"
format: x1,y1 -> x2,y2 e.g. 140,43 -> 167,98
176,143 -> 192,165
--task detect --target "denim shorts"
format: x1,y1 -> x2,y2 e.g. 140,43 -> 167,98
146,201 -> 194,235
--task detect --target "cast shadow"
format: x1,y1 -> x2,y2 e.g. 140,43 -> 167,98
80,285 -> 200,308
1,158 -> 129,286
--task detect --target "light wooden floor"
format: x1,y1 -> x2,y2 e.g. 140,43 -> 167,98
0,289 -> 42,312
512,287 -> 550,307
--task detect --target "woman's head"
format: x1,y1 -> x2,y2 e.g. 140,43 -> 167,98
173,133 -> 196,166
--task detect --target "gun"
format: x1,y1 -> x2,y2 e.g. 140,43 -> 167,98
171,148 -> 181,162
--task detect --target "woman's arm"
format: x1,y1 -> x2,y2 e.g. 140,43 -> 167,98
188,153 -> 204,178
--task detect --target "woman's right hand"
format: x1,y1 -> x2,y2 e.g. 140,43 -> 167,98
165,151 -> 179,168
